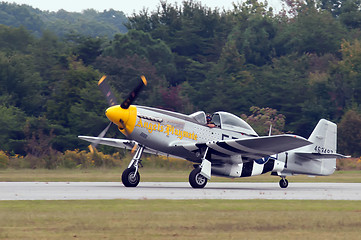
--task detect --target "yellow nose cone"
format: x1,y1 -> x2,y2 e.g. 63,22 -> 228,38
105,105 -> 137,136
105,105 -> 126,125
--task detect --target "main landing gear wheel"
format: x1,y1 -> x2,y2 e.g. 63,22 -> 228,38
122,167 -> 140,187
189,167 -> 208,188
279,178 -> 289,188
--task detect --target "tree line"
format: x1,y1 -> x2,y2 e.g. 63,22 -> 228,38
0,0 -> 360,159
0,2 -> 128,37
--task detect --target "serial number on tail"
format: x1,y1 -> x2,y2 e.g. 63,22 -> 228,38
314,146 -> 334,154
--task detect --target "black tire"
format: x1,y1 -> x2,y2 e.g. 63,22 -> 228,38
279,178 -> 289,188
122,167 -> 140,187
189,168 -> 208,188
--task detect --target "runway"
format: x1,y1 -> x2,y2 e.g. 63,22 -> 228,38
1,182 -> 360,200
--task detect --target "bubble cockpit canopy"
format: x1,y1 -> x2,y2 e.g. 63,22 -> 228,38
212,111 -> 258,136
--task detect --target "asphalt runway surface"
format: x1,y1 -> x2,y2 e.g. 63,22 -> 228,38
1,182 -> 360,200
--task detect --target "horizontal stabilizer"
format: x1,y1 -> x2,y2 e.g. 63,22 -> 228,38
295,152 -> 349,160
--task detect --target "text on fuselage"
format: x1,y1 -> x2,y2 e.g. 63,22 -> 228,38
136,118 -> 198,140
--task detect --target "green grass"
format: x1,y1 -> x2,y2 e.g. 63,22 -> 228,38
0,200 -> 360,240
0,168 -> 361,182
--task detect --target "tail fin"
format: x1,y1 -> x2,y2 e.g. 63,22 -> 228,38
293,119 -> 347,175
308,119 -> 337,154
296,119 -> 345,157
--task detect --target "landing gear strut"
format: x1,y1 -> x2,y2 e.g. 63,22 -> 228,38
279,177 -> 289,188
122,145 -> 144,187
189,148 -> 211,189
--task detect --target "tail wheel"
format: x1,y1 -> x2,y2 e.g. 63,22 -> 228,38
122,167 -> 140,187
279,178 -> 289,188
189,167 -> 207,188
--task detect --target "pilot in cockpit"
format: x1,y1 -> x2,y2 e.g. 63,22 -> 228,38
206,114 -> 216,128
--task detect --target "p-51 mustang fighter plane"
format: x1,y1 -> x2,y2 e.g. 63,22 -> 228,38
79,76 -> 346,188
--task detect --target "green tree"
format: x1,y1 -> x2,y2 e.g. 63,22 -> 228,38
0,25 -> 34,53
32,30 -> 68,88
252,54 -> 313,135
338,110 -> 361,156
230,0 -> 276,66
0,2 -> 43,36
0,52 -> 44,115
95,54 -> 168,110
241,106 -> 286,135
338,0 -> 361,29
42,8 -> 127,38
127,1 -> 232,85
127,0 -> 228,59
329,39 -> 361,117
198,40 -> 253,114
46,57 -> 100,127
317,0 -> 343,17
67,34 -> 105,65
0,105 -> 26,153
103,30 -> 176,80
275,4 -> 345,56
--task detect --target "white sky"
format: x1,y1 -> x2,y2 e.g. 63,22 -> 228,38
6,0 -> 285,16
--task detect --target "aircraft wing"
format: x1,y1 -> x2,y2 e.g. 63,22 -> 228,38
179,134 -> 312,160
79,134 -> 312,162
78,136 -> 136,150
78,136 -> 169,156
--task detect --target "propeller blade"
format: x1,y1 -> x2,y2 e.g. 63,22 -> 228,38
96,75 -> 147,139
120,75 -> 147,109
98,76 -> 118,107
131,143 -> 138,155
89,122 -> 112,150
97,122 -> 112,139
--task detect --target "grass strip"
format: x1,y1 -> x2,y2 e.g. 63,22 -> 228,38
0,199 -> 360,239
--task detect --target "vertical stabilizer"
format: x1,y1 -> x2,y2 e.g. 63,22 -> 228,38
289,119 -> 342,176
280,119 -> 347,176
307,119 -> 337,154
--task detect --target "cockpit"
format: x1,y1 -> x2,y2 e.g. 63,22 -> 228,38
189,111 -> 258,136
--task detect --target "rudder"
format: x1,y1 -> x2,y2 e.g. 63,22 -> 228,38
308,119 -> 337,154
292,119 -> 339,175
282,119 -> 346,176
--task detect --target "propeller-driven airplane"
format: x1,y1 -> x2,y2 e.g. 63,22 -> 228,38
79,76 -> 347,189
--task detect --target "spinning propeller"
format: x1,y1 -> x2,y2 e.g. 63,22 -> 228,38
89,75 -> 147,150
